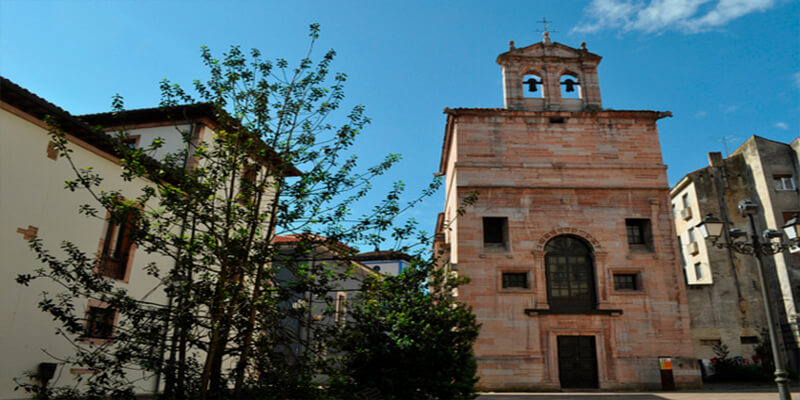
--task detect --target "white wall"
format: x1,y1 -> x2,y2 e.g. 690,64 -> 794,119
671,182 -> 713,285
359,259 -> 409,277
124,124 -> 190,161
0,105 -> 172,399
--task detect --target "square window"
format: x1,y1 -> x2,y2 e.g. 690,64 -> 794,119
120,135 -> 140,149
85,307 -> 115,339
694,262 -> 704,280
238,164 -> 260,204
613,273 -> 638,291
676,236 -> 687,266
502,272 -> 528,289
700,339 -> 721,346
775,175 -> 795,191
335,292 -> 347,324
483,217 -> 508,250
740,336 -> 759,344
98,210 -> 136,281
682,193 -> 690,208
625,219 -> 652,250
626,221 -> 644,244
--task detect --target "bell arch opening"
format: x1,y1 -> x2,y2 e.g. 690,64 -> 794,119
559,73 -> 581,99
522,73 -> 544,98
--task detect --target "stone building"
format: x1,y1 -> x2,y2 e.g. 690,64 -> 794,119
433,34 -> 701,390
670,136 -> 800,373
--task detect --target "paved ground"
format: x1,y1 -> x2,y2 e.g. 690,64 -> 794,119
477,383 -> 800,400
478,394 -> 796,400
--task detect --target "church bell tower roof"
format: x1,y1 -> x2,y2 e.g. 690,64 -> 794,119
497,36 -> 604,112
497,40 -> 602,63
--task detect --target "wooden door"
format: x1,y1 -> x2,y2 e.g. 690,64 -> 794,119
557,335 -> 598,389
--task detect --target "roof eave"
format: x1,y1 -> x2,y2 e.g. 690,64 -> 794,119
438,110 -> 456,175
444,107 -> 672,119
81,104 -> 302,177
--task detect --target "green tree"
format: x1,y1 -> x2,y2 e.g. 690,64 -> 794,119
17,23 -> 462,400
334,255 -> 480,400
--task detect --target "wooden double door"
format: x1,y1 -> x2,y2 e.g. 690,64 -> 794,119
557,335 -> 598,389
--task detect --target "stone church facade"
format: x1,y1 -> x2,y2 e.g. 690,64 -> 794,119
433,34 -> 702,390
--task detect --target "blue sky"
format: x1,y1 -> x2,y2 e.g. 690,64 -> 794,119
2,0 -> 798,247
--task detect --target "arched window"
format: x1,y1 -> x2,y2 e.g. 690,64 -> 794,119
560,73 -> 581,99
522,74 -> 544,98
545,235 -> 595,312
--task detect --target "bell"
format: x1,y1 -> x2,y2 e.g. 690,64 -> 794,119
523,78 -> 541,92
562,78 -> 578,92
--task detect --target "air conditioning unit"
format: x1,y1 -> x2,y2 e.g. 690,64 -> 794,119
681,207 -> 693,220
688,241 -> 699,255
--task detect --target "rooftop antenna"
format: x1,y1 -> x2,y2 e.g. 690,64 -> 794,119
536,17 -> 559,44
718,135 -> 738,157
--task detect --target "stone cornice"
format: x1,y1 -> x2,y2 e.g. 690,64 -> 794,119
524,308 -> 623,316
454,161 -> 668,170
457,184 -> 672,191
443,107 -> 672,120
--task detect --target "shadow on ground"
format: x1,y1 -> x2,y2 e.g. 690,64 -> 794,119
479,395 -> 668,400
476,382 -> 800,400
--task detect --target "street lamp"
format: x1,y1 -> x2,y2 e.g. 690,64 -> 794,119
695,201 -> 799,400
784,215 -> 800,244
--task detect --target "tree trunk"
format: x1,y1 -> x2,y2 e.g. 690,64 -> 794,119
233,183 -> 283,393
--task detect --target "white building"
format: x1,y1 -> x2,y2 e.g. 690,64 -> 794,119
0,77 -> 281,398
354,250 -> 411,277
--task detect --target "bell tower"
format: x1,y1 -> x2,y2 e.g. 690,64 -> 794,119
498,32 -> 603,112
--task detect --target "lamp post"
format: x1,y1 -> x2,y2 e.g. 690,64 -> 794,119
696,200 -> 799,400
